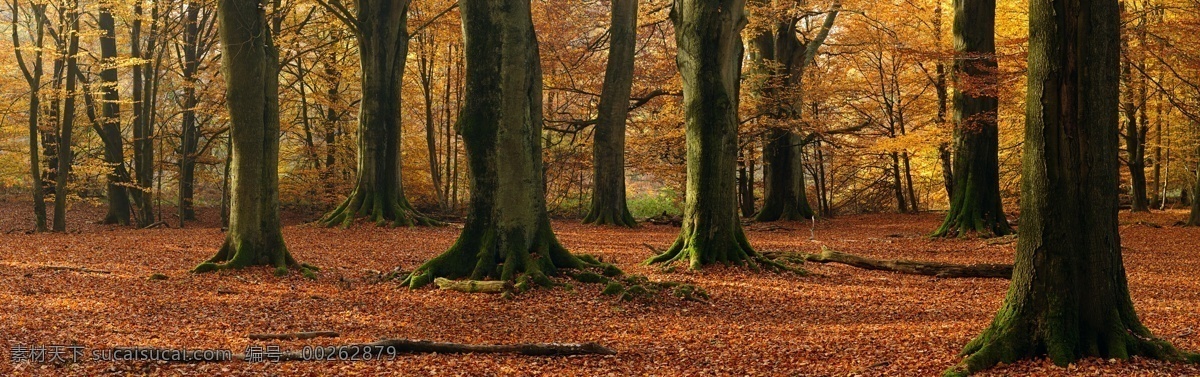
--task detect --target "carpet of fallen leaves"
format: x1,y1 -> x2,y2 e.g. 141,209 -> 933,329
1,201 -> 1198,376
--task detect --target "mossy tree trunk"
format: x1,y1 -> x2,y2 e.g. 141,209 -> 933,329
945,0 -> 1197,374
194,0 -> 307,275
97,4 -> 132,226
583,0 -> 638,228
933,0 -> 1011,238
1188,154 -> 1200,226
318,0 -> 432,228
403,0 -> 605,288
644,0 -> 787,270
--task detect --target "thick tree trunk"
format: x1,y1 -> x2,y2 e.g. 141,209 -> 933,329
320,0 -> 433,228
194,0 -> 307,275
644,0 -> 791,271
945,0 -> 1197,374
583,0 -> 638,227
97,5 -> 131,226
933,0 -> 1011,238
403,0 -> 607,289
52,2 -> 81,232
756,129 -> 814,220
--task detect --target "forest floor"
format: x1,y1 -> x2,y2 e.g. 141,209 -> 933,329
1,201 -> 1198,376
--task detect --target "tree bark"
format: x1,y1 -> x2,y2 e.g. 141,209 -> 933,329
131,0 -> 156,227
933,0 -> 1011,238
756,130 -> 814,220
194,0 -> 308,275
96,3 -> 132,226
945,0 -> 1197,374
12,1 -> 49,232
583,0 -> 638,227
1188,150 -> 1200,226
52,0 -> 81,232
402,0 -> 608,289
178,1 -> 208,223
644,0 -> 791,271
320,0 -> 433,227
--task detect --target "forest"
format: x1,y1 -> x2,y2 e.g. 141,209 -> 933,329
1,0 -> 1199,375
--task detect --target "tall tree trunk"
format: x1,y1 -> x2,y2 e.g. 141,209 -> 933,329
1188,146 -> 1200,226
891,152 -> 907,213
417,35 -> 445,209
52,0 -> 81,232
933,0 -> 1011,237
320,0 -> 433,227
97,3 -> 131,225
131,1 -> 155,227
945,0 -> 1197,373
901,150 -> 918,212
13,1 -> 49,231
402,0 -> 607,289
178,1 -> 205,222
645,0 -> 787,271
194,0 -> 308,275
934,2 -> 954,201
583,0 -> 638,227
738,146 -> 755,217
1120,43 -> 1149,211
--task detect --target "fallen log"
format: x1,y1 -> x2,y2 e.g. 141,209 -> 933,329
39,266 -> 112,274
248,331 -> 339,341
274,339 -> 616,360
434,277 -> 512,294
769,247 -> 1013,279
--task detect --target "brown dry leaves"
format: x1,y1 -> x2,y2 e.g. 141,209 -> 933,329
1,204 -> 1198,376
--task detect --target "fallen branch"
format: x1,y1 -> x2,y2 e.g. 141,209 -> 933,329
434,277 -> 512,294
248,331 -> 339,341
267,339 -> 615,361
39,266 -> 112,274
142,221 -> 169,229
768,246 -> 1012,279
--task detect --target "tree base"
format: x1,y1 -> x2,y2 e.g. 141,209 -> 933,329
582,205 -> 637,227
320,187 -> 438,228
944,314 -> 1199,376
932,210 -> 1012,238
402,224 -> 617,291
754,203 -> 815,222
192,237 -> 317,278
643,227 -> 804,273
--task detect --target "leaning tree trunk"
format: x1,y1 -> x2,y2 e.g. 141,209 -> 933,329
97,5 -> 132,226
583,0 -> 638,227
320,0 -> 433,228
194,0 -> 308,276
932,0 -> 1011,238
402,0 -> 607,289
944,0 -> 1197,374
644,0 -> 786,271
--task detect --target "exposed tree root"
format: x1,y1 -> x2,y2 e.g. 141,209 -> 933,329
931,205 -> 1012,238
582,205 -> 638,227
319,187 -> 438,228
434,277 -> 513,294
765,246 -> 1012,279
643,229 -> 806,274
943,315 -> 1199,376
248,331 -> 339,341
192,237 -> 317,278
401,224 -> 618,291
